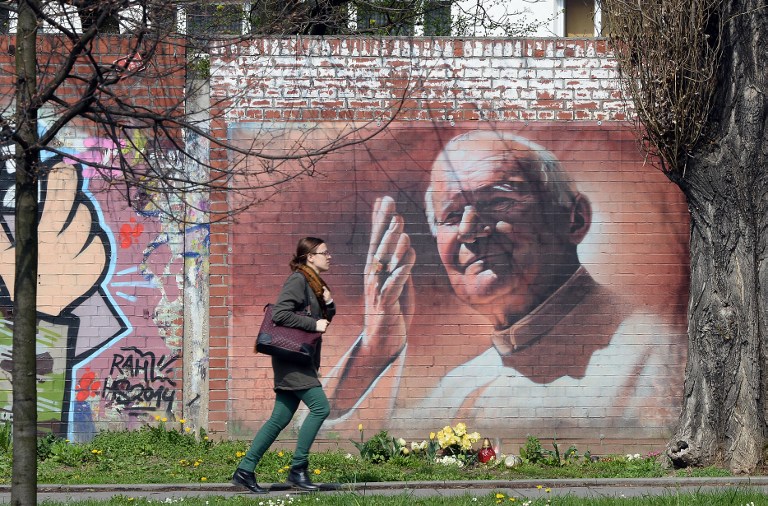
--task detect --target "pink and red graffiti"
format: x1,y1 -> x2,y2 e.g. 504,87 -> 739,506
75,368 -> 102,402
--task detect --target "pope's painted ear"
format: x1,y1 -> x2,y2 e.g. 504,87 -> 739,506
567,193 -> 591,245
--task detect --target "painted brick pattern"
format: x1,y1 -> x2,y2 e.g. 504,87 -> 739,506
210,38 -> 628,123
208,37 -> 689,455
0,36 -> 192,441
0,32 -> 689,457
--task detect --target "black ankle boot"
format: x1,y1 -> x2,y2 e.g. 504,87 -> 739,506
286,465 -> 319,491
232,468 -> 267,494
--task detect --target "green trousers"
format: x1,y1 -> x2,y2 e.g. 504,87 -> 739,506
238,386 -> 330,472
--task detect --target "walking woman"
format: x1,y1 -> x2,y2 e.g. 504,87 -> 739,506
232,237 -> 335,494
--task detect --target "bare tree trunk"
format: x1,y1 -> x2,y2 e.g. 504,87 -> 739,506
667,0 -> 768,473
11,0 -> 39,503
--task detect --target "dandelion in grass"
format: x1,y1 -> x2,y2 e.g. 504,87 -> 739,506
496,493 -> 505,499
313,469 -> 321,475
201,477 -> 207,481
278,451 -> 284,457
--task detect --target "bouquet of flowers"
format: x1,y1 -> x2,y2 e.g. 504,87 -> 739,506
433,422 -> 481,458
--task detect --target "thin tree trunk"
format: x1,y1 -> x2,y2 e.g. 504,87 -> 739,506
11,0 -> 39,503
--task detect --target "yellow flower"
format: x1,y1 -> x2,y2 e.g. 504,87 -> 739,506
154,416 -> 161,421
185,427 -> 191,432
545,488 -> 551,493
453,423 -> 467,436
161,417 -> 168,423
194,462 -> 200,467
313,469 -> 321,475
496,493 -> 505,499
358,424 -> 363,431
509,499 -> 516,502
430,432 -> 436,440
278,451 -> 284,457
201,477 -> 207,481
536,485 -> 543,489
203,436 -> 209,440
179,419 -> 186,424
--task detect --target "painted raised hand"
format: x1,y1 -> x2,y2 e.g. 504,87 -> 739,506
0,162 -> 108,316
362,196 -> 416,358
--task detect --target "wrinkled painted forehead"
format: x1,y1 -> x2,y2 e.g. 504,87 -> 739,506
430,136 -> 548,188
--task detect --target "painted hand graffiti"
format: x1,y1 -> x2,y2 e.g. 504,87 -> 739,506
0,163 -> 107,316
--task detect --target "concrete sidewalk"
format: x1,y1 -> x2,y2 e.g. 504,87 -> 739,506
2,477 -> 768,503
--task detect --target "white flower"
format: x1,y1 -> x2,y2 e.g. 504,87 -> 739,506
436,455 -> 465,467
345,453 -> 353,459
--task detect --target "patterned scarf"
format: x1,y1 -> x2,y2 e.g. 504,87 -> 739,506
296,264 -> 330,319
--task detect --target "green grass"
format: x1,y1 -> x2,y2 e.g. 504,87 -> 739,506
0,425 -> 758,505
33,490 -> 768,506
0,425 -> 735,486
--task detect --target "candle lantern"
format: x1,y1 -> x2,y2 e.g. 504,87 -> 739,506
478,438 -> 496,463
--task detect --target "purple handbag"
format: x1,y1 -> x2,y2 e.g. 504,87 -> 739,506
255,304 -> 322,365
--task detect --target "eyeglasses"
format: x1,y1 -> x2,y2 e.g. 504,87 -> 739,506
312,250 -> 331,258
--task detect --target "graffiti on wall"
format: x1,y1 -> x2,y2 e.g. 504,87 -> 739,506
229,123 -> 690,444
0,116 -> 208,441
101,346 -> 178,415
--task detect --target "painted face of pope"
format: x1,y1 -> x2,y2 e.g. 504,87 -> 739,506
425,131 -> 592,330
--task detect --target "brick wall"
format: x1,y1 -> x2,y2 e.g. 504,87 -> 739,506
0,34 -> 691,455
209,37 -> 689,454
0,36 -> 196,441
211,38 -> 627,123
